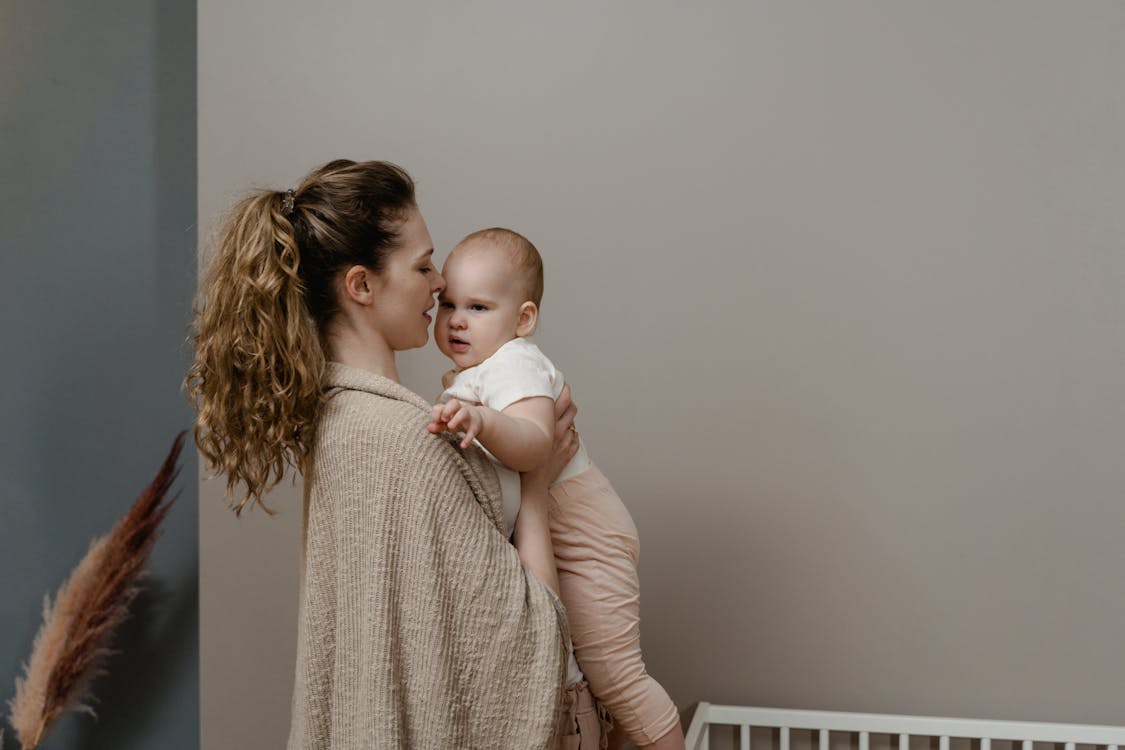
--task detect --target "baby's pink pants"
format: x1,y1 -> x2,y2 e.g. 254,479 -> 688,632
549,464 -> 680,747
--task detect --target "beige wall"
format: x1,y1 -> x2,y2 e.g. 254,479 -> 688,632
199,2 -> 1125,747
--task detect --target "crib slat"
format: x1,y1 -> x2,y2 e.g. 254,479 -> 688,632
687,705 -> 1125,749
861,731 -> 870,750
740,724 -> 750,750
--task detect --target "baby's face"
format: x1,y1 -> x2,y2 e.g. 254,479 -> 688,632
435,242 -> 527,370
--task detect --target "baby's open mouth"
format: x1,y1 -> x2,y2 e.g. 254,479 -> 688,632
449,336 -> 469,350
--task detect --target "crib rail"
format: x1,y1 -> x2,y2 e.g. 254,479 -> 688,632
686,703 -> 1125,750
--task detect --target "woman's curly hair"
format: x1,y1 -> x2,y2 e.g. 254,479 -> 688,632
185,159 -> 416,515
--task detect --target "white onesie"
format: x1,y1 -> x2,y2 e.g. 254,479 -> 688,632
439,337 -> 591,534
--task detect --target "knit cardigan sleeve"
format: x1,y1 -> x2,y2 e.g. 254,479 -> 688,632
288,366 -> 568,750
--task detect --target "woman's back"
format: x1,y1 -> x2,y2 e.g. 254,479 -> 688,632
289,363 -> 568,749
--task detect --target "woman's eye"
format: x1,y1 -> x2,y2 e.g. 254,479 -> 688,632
419,266 -> 431,274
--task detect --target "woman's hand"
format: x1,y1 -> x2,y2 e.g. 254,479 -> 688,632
521,383 -> 579,494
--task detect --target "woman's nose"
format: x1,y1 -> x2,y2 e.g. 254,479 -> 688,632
431,270 -> 446,294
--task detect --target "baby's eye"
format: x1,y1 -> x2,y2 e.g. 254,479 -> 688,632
439,301 -> 454,309
470,304 -> 488,312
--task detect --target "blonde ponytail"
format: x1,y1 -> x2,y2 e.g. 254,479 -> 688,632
187,159 -> 416,515
187,191 -> 324,515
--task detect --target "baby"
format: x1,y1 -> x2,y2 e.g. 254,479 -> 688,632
426,228 -> 684,750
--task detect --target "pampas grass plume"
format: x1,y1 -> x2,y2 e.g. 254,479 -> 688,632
6,432 -> 185,750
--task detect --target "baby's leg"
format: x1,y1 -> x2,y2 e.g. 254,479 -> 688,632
549,466 -> 684,749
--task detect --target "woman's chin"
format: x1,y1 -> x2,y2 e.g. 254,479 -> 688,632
400,330 -> 429,350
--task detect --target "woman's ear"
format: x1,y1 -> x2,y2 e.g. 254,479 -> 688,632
341,265 -> 375,305
515,301 -> 539,337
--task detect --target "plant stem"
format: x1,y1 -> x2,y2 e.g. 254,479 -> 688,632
28,716 -> 47,750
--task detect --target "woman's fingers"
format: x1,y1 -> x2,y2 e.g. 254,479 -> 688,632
555,401 -> 577,440
555,383 -> 573,418
563,432 -> 579,462
557,410 -> 579,459
553,383 -> 578,440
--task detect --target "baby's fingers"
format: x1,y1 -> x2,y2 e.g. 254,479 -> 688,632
459,420 -> 482,449
459,426 -> 480,449
441,399 -> 463,421
446,408 -> 467,432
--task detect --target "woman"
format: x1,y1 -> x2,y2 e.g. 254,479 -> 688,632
187,159 -> 604,748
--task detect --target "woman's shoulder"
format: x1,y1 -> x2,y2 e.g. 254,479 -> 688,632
322,362 -> 433,409
318,387 -> 443,457
313,364 -> 438,456
314,378 -> 505,531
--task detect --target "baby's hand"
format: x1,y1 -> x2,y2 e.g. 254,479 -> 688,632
427,399 -> 486,449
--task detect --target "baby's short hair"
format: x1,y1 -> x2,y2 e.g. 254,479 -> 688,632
459,227 -> 544,307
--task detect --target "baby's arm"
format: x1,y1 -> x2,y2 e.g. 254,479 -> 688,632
428,396 -> 554,472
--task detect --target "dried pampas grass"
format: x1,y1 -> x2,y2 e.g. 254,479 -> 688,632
6,432 -> 185,750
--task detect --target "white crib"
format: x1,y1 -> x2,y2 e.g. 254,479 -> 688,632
685,704 -> 1125,750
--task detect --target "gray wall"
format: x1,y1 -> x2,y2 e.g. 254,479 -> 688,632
199,2 -> 1125,748
0,1 -> 198,748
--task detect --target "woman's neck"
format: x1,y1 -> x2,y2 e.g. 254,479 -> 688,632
326,323 -> 400,383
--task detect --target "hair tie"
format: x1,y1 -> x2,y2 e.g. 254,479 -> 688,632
281,189 -> 296,216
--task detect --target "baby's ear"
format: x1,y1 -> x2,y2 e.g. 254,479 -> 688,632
515,301 -> 539,337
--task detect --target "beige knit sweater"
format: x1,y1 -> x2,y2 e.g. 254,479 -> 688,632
287,363 -> 569,749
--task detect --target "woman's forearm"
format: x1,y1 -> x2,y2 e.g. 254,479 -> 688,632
513,487 -> 560,597
512,384 -> 576,599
